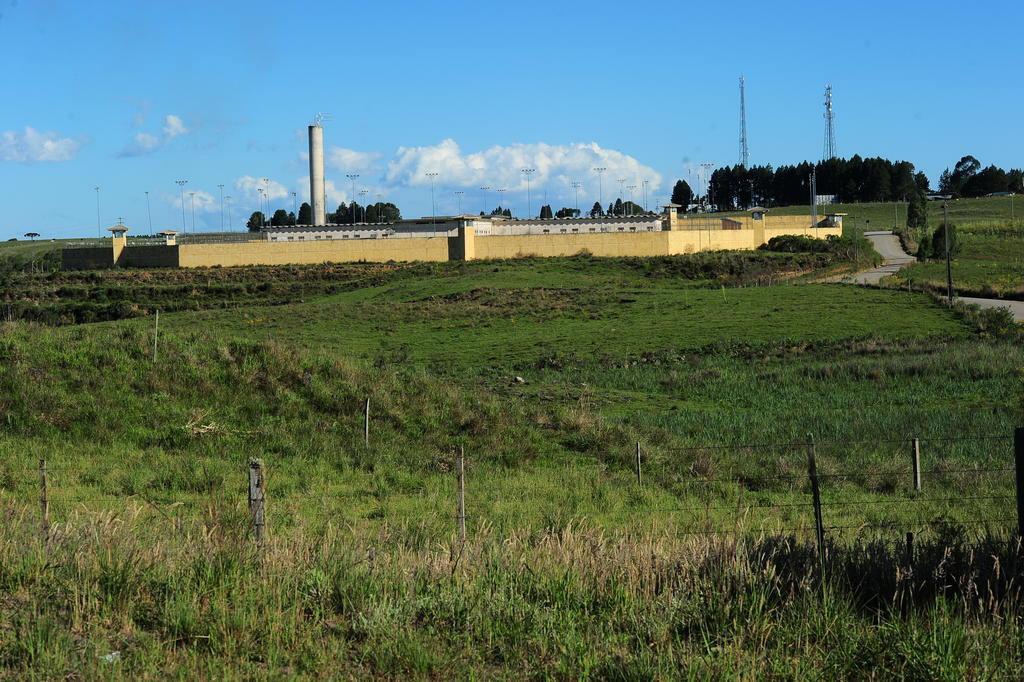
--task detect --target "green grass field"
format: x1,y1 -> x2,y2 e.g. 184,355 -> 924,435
1,228 -> 1023,676
886,221 -> 1024,299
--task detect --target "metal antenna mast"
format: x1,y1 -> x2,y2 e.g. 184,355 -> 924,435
823,85 -> 836,160
739,76 -> 749,168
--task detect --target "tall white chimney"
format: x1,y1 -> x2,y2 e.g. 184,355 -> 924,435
308,123 -> 326,226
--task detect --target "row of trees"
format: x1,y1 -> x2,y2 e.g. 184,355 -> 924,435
938,156 -> 1024,198
247,201 -> 403,231
481,199 -> 646,220
701,156 -> 931,212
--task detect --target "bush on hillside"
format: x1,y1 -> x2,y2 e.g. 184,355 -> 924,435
759,233 -> 874,263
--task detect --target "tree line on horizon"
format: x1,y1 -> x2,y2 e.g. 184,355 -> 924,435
686,155 -> 1022,213
247,201 -> 402,231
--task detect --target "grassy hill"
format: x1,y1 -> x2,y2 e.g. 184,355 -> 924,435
0,241 -> 1023,676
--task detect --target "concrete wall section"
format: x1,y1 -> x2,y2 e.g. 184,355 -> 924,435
121,245 -> 180,268
61,247 -> 113,270
177,236 -> 451,268
474,231 -> 671,260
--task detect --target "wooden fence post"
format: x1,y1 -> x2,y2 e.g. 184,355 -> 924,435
456,446 -> 466,543
152,309 -> 160,363
806,434 -> 826,572
635,442 -> 642,486
364,398 -> 370,447
39,458 -> 49,541
248,458 -> 266,545
1015,427 -> 1024,538
911,437 -> 921,492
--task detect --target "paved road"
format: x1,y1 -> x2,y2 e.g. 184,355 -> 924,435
843,231 -> 915,285
846,231 -> 1023,321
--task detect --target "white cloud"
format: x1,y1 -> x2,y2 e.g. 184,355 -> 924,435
295,177 -> 351,208
326,146 -> 380,172
163,114 -> 188,139
165,189 -> 216,213
234,175 -> 290,203
384,139 -> 662,206
118,113 -> 189,157
0,126 -> 82,162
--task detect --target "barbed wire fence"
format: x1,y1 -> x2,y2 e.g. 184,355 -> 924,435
8,427 -> 1024,562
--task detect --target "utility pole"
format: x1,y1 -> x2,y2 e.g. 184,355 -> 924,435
94,186 -> 101,238
739,75 -> 750,168
944,202 -> 954,303
218,184 -> 225,231
144,191 -> 153,233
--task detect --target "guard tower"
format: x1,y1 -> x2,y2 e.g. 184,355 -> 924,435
108,222 -> 129,263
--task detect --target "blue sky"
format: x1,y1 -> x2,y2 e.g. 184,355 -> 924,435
0,0 -> 1021,238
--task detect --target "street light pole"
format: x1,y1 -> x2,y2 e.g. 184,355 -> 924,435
617,178 -> 626,216
521,168 -> 535,218
145,190 -> 153,233
189,192 -> 196,233
94,186 -> 101,238
454,190 -> 464,215
225,196 -> 233,231
425,172 -> 438,227
359,189 -> 368,223
257,188 -> 264,228
496,188 -> 507,217
627,185 -> 637,216
218,184 -> 225,231
572,181 -> 582,215
346,174 -> 360,226
175,180 -> 188,233
480,186 -> 490,215
642,179 -> 649,213
593,167 -> 606,214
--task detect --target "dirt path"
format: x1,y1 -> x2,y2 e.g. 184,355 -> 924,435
844,231 -> 1023,321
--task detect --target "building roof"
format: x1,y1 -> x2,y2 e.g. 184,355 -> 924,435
107,223 -> 128,234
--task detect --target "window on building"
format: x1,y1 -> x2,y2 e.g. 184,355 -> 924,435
287,236 -> 294,241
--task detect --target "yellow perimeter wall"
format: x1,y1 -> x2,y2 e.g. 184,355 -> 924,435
178,237 -> 450,268
112,222 -> 842,268
474,227 -> 840,260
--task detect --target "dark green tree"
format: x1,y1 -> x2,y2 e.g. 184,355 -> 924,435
270,209 -> 290,226
671,180 -> 693,208
916,231 -> 931,261
297,202 -> 312,225
929,222 -> 962,259
246,211 -> 266,232
914,171 -> 930,194
906,190 -> 928,230
539,205 -> 553,219
589,201 -> 603,218
555,207 -> 579,218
